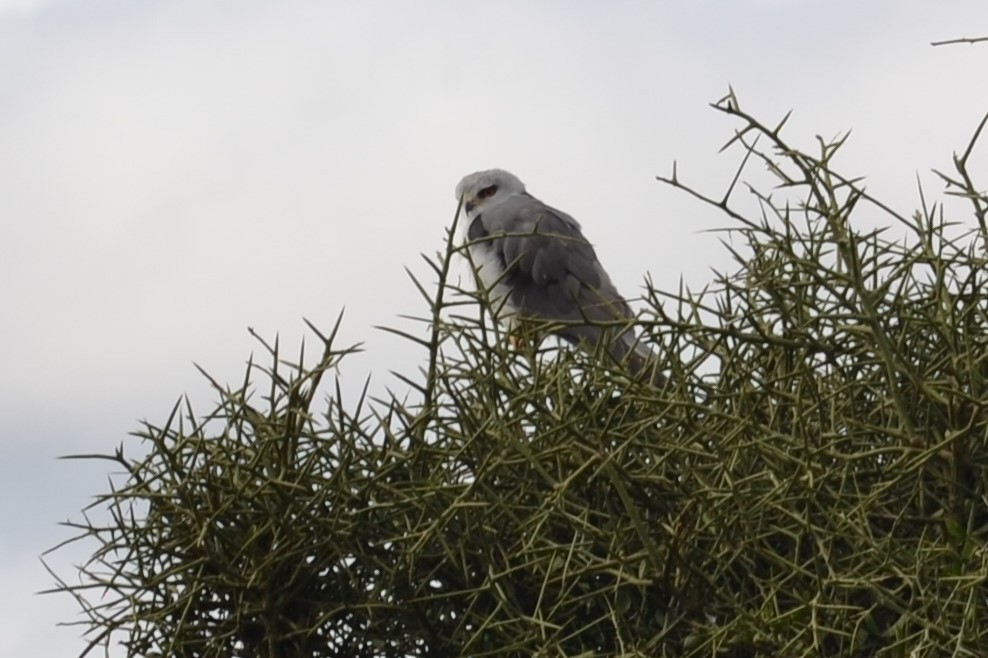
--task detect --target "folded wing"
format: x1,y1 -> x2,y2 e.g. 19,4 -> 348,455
472,193 -> 665,386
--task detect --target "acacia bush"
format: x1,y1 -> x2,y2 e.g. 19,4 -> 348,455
49,92 -> 988,657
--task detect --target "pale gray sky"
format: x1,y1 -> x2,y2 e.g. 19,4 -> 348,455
2,1 -> 987,655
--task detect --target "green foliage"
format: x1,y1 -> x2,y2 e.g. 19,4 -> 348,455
48,91 -> 988,657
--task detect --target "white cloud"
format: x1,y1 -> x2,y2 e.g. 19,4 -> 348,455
0,0 -> 57,16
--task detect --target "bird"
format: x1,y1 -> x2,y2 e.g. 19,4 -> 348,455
454,169 -> 667,388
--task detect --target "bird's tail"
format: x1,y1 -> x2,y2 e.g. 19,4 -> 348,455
564,324 -> 668,388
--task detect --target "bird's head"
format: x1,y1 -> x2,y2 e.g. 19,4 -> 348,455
455,169 -> 526,218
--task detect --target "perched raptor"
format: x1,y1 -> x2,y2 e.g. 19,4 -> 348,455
455,169 -> 666,387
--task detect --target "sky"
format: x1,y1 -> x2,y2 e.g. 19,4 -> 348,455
2,1 -> 987,655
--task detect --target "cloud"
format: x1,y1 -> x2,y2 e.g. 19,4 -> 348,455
0,0 -> 56,16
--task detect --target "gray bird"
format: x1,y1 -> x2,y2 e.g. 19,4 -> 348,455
455,169 -> 666,387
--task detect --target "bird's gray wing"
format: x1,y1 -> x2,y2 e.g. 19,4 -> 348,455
472,193 -> 633,328
469,193 -> 666,386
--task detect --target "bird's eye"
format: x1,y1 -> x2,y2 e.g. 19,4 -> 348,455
478,185 -> 498,199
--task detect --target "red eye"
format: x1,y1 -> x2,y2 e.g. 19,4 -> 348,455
478,185 -> 498,199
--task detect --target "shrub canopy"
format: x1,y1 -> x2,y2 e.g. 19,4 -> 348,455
50,93 -> 988,657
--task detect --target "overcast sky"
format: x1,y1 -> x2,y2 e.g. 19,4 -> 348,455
2,1 -> 987,655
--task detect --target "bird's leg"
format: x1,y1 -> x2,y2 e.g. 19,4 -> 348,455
506,322 -> 545,375
507,320 -> 543,351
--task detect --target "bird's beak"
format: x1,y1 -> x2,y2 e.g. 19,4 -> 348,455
464,200 -> 475,214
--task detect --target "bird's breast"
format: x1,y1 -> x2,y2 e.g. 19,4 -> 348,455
469,243 -> 513,302
465,216 -> 517,320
